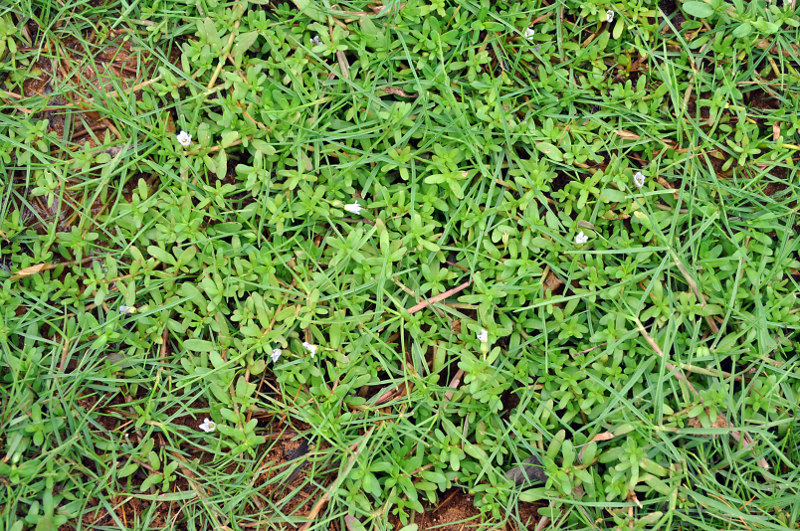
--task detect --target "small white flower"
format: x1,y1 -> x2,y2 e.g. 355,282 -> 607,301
344,202 -> 362,215
575,231 -> 589,244
311,35 -> 322,46
633,171 -> 646,188
477,328 -> 488,343
302,342 -> 317,358
606,10 -> 615,23
198,418 -> 216,433
176,130 -> 192,147
524,27 -> 535,40
271,348 -> 282,363
119,305 -> 134,314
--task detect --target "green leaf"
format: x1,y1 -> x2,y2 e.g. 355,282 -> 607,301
561,439 -> 575,467
581,441 -> 598,464
147,245 -> 176,265
148,450 -> 160,470
221,131 -> 239,149
202,18 -> 222,51
359,16 -> 378,36
210,352 -> 225,369
293,0 -> 326,21
600,188 -> 627,203
232,31 -> 259,58
216,149 -> 227,179
683,1 -> 714,18
613,423 -> 635,436
140,472 -> 163,492
221,408 -> 239,423
732,22 -> 752,38
251,139 -> 276,155
423,174 -> 446,184
519,487 -> 548,502
547,429 -> 565,459
249,358 -> 266,375
535,142 -> 563,162
612,19 -> 623,40
235,376 -> 255,400
421,470 -> 447,490
185,339 -> 214,352
118,462 -> 139,478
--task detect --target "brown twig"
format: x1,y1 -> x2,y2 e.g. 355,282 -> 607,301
394,278 -> 444,318
407,280 -> 472,314
206,5 -> 244,90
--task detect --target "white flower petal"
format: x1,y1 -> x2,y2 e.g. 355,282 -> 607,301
199,418 -> 216,433
344,202 -> 362,215
302,342 -> 317,358
176,130 -> 192,147
575,231 -> 589,245
634,171 -> 646,188
477,328 -> 488,342
271,348 -> 282,363
606,10 -> 615,23
524,27 -> 535,40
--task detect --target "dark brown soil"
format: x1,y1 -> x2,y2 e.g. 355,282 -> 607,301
254,429 -> 325,528
74,496 -> 175,529
389,489 -> 480,530
388,488 -> 541,530
515,503 -> 542,530
11,23 -> 166,234
20,29 -> 149,143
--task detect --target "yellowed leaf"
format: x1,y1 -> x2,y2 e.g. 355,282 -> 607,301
10,263 -> 49,281
543,271 -> 563,292
614,129 -> 640,140
590,432 -> 616,443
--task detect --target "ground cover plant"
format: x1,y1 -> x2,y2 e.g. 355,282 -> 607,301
1,0 -> 799,529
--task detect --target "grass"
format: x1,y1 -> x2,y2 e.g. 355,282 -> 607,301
1,0 -> 799,529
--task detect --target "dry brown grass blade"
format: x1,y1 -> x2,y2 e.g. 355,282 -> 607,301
444,368 -> 465,402
336,50 -> 350,79
382,86 -> 417,98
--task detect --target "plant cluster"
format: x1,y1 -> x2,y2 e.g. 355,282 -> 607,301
1,0 -> 799,529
